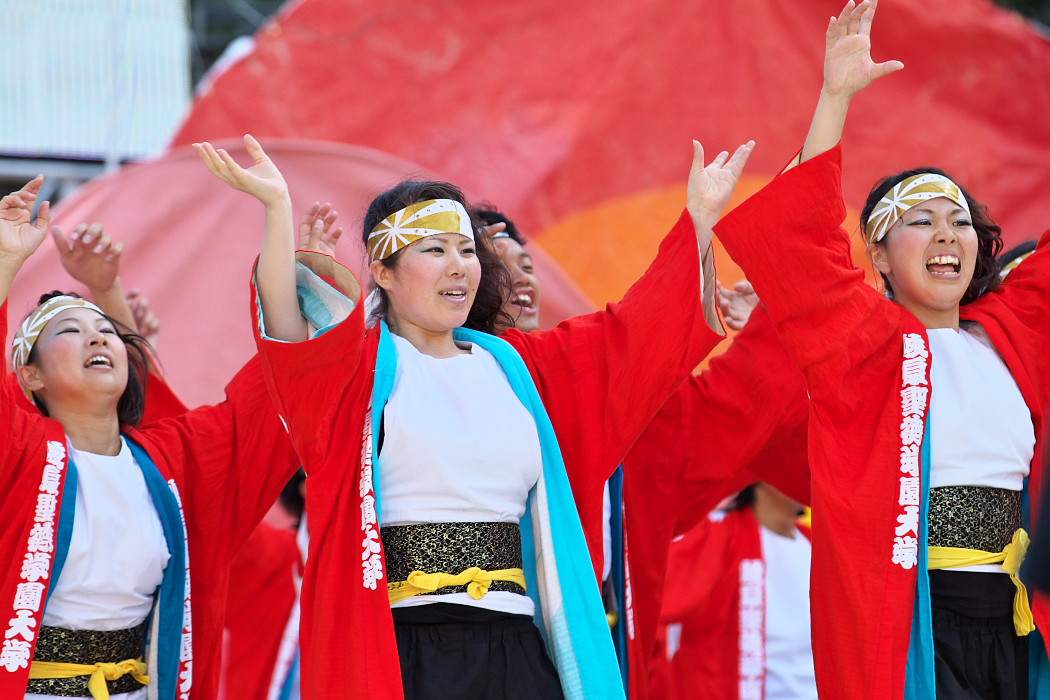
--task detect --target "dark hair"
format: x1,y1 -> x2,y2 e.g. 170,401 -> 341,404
475,204 -> 527,247
362,181 -> 513,335
998,240 -> 1037,269
26,291 -> 151,428
730,483 -> 758,511
279,468 -> 306,524
861,168 -> 1003,306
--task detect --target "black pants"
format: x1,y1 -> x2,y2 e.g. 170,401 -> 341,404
393,603 -> 564,700
930,570 -> 1028,700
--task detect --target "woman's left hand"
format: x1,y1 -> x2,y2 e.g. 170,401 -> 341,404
52,222 -> 123,293
687,139 -> 755,240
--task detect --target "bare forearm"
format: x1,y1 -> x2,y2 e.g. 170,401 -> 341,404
700,243 -> 722,335
800,89 -> 852,164
89,278 -> 137,331
0,256 -> 23,307
257,196 -> 308,342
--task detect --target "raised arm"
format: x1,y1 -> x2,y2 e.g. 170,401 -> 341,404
195,135 -> 307,342
507,140 -> 753,494
800,0 -> 902,163
51,222 -> 137,331
0,177 -> 50,305
690,140 -> 755,332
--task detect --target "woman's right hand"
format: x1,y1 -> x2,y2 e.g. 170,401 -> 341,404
821,0 -> 903,101
0,176 -> 50,267
194,135 -> 290,207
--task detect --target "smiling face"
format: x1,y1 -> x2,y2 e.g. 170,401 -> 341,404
868,196 -> 978,329
371,232 -> 481,342
493,236 -> 541,332
19,307 -> 128,409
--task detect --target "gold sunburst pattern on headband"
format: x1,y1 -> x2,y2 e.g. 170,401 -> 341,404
865,173 -> 970,244
12,296 -> 105,400
367,199 -> 473,262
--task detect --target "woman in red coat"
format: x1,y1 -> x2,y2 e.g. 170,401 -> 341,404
0,178 -> 297,700
195,134 -> 752,699
715,2 -> 1050,698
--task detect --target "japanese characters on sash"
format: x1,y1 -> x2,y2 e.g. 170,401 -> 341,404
2,441 -> 67,676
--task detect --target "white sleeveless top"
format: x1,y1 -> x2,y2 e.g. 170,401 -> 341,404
380,334 -> 543,615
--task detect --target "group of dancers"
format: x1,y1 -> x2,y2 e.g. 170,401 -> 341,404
3,1 -> 1048,698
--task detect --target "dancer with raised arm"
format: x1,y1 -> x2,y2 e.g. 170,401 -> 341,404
195,134 -> 752,699
0,177 -> 298,700
715,1 -> 1049,697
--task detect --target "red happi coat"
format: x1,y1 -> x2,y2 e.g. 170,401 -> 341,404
716,145 -> 1050,700
650,508 -> 813,700
251,211 -> 723,699
220,521 -> 302,700
617,305 -> 811,700
0,302 -> 299,700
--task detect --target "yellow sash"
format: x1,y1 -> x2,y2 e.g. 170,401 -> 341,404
29,657 -> 149,700
388,566 -> 527,605
928,528 -> 1033,636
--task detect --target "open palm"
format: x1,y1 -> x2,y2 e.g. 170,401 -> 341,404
195,135 -> 289,205
687,140 -> 755,234
0,177 -> 50,263
823,0 -> 903,97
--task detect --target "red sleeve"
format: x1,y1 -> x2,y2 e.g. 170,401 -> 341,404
629,306 -> 809,536
1,304 -> 43,461
139,371 -> 190,425
714,145 -> 902,403
134,354 -> 299,548
503,211 -> 724,527
249,256 -> 373,475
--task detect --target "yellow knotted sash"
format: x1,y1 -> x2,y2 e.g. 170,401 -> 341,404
388,566 -> 527,605
928,528 -> 1033,636
29,657 -> 149,700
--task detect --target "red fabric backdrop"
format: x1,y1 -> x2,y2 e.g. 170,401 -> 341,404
173,0 -> 1050,305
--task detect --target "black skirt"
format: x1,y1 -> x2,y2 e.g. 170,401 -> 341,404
392,603 -> 565,700
930,569 -> 1028,700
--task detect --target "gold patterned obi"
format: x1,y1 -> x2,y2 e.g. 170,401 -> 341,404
927,486 -> 1022,552
382,521 -> 527,601
26,620 -> 149,697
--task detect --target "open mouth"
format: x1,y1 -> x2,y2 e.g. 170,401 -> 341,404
85,355 -> 113,369
440,290 -> 467,300
511,292 -> 535,310
925,254 -> 961,277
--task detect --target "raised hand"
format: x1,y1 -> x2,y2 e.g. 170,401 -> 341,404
687,140 -> 755,239
194,134 -> 289,206
717,279 -> 761,331
0,176 -> 50,266
298,202 -> 344,256
52,222 -> 124,293
126,290 -> 161,346
822,0 -> 903,99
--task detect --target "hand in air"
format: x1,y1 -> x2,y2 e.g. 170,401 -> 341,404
0,176 -> 50,265
194,135 -> 289,206
52,222 -> 123,292
298,202 -> 344,256
717,279 -> 760,331
126,290 -> 160,346
687,140 -> 755,238
822,0 -> 903,99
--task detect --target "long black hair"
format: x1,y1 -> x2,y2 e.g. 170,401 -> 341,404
25,291 -> 152,427
861,168 -> 1003,306
362,181 -> 513,335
